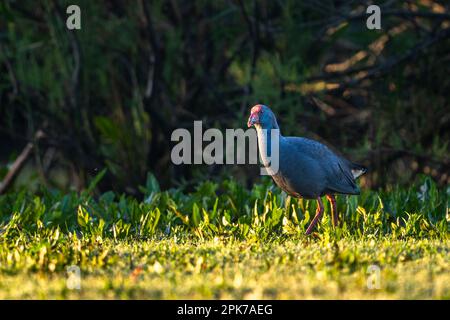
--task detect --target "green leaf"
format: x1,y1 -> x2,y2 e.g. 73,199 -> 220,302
192,203 -> 201,227
145,172 -> 160,194
86,168 -> 108,194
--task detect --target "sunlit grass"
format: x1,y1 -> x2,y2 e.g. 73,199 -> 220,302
0,175 -> 448,299
0,238 -> 448,299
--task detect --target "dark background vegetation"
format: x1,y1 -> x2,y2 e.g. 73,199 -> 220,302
0,0 -> 449,195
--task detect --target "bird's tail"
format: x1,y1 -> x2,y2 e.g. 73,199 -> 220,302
350,163 -> 367,179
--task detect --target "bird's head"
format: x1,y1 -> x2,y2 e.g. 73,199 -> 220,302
247,104 -> 279,129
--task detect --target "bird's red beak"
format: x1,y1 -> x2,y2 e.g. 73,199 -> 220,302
247,113 -> 259,127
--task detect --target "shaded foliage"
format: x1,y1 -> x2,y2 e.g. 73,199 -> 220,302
0,0 -> 449,193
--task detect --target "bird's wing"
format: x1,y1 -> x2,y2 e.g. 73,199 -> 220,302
325,161 -> 360,195
284,137 -> 361,195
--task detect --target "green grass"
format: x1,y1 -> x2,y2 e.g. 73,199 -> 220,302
0,175 -> 448,299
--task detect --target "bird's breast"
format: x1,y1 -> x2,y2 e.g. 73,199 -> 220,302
271,173 -> 302,198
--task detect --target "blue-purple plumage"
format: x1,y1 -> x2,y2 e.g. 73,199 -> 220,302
249,104 -> 367,199
248,104 -> 367,234
279,136 -> 364,198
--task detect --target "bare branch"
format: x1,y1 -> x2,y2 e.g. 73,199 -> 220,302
0,130 -> 45,195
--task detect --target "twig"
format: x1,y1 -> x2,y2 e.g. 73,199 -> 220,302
0,130 -> 45,194
329,27 -> 450,92
236,0 -> 259,80
0,45 -> 19,98
365,147 -> 450,167
54,2 -> 81,109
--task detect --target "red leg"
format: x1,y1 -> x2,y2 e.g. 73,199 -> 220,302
305,197 -> 324,235
326,194 -> 338,227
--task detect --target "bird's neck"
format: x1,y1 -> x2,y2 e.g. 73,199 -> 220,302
254,124 -> 282,168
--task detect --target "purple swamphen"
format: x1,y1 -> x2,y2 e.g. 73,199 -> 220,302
247,104 -> 367,235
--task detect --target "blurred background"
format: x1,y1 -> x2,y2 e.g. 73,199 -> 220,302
0,0 -> 449,195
